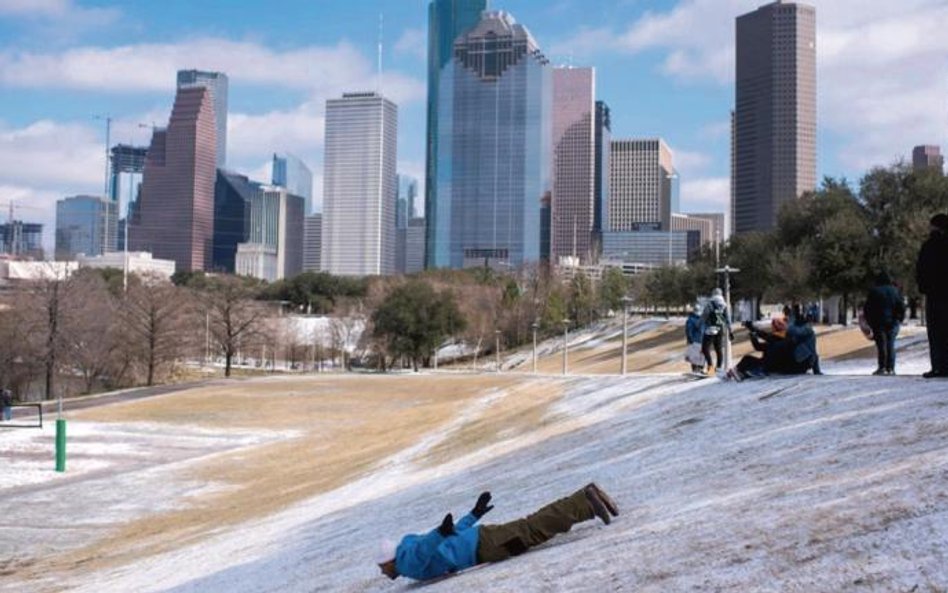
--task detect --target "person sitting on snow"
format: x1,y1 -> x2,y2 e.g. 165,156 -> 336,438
376,483 -> 619,582
728,317 -> 793,380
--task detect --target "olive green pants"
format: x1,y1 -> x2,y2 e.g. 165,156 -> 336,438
476,489 -> 594,563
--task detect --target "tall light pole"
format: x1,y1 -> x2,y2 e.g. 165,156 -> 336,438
716,265 -> 740,370
531,321 -> 539,374
495,329 -> 502,373
562,319 -> 571,376
621,296 -> 634,375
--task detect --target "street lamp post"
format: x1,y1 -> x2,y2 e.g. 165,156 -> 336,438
532,321 -> 539,374
716,265 -> 741,370
495,329 -> 502,373
562,319 -> 571,376
621,296 -> 634,375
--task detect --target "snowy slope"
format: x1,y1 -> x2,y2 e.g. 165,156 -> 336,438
2,339 -> 946,593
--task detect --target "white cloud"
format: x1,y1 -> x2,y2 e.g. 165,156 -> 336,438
680,176 -> 729,215
0,119 -> 104,190
394,28 -> 426,60
228,104 -> 325,163
0,38 -> 426,105
0,0 -> 120,33
672,149 -> 712,172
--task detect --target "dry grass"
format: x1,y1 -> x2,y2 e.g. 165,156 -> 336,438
21,374 -> 524,583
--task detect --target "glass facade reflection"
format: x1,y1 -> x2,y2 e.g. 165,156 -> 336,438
432,10 -> 551,269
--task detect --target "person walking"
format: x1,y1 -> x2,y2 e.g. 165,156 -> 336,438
863,271 -> 906,375
685,304 -> 705,374
917,214 -> 948,378
1,389 -> 12,421
376,483 -> 619,582
700,288 -> 732,375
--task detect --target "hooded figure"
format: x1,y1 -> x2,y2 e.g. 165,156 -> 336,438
863,271 -> 905,375
917,214 -> 948,378
700,288 -> 732,373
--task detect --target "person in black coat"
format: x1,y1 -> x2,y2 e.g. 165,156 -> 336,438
917,214 -> 948,378
863,271 -> 906,375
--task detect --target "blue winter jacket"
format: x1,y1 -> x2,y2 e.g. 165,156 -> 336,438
685,313 -> 704,344
395,513 -> 481,581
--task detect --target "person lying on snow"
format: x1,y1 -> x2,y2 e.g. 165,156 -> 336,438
376,483 -> 619,582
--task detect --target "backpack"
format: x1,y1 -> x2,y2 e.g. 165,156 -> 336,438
704,303 -> 727,335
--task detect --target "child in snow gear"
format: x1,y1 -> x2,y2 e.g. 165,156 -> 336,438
917,214 -> 948,378
863,271 -> 906,375
685,304 -> 705,373
701,288 -> 732,374
376,483 -> 619,582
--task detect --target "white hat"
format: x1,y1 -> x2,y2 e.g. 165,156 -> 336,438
376,539 -> 397,564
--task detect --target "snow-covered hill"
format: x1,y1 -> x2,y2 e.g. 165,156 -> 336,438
3,373 -> 945,592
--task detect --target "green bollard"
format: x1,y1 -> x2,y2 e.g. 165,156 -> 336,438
55,418 -> 67,472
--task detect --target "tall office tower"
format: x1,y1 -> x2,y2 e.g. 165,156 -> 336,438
913,145 -> 944,173
272,153 -> 314,214
130,86 -> 217,272
234,186 -> 304,281
303,214 -> 322,272
270,186 -> 304,280
405,217 -> 427,274
593,101 -> 611,251
214,170 -> 262,273
55,195 -> 115,260
431,10 -> 552,269
396,174 -> 419,228
177,70 -> 228,168
608,139 -> 676,231
0,221 -> 44,260
686,212 -> 727,244
551,67 -> 595,265
108,144 -> 147,252
425,0 -> 489,269
734,1 -> 816,234
321,92 -> 398,276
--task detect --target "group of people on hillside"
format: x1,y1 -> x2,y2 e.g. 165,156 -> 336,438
683,213 -> 948,380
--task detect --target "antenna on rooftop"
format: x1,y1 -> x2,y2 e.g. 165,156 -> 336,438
377,13 -> 384,93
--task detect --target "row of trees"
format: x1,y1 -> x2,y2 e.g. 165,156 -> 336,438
628,164 -> 948,317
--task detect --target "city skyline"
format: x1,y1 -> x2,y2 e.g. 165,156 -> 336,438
1,0 -> 947,255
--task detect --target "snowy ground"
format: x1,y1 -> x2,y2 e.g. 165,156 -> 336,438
1,334 -> 946,592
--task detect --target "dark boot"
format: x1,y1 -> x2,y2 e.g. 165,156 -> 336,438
584,483 -> 619,516
584,484 -> 613,524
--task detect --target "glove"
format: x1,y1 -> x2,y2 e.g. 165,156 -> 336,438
472,491 -> 494,519
437,513 -> 455,537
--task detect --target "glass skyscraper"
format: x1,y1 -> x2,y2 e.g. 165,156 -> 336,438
432,10 -> 552,269
109,144 -> 147,253
55,195 -> 115,260
425,0 -> 488,269
271,153 -> 314,214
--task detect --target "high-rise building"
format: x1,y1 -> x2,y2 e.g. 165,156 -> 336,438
55,195 -> 115,260
303,214 -> 322,272
431,10 -> 552,269
734,1 -> 816,234
109,144 -> 147,252
912,145 -> 944,174
425,0 -> 489,269
234,186 -> 304,281
406,217 -> 427,274
214,170 -> 262,273
0,221 -> 44,260
321,92 -> 398,277
593,101 -> 611,253
130,86 -> 217,272
608,139 -> 676,232
396,174 -> 419,229
272,153 -> 314,214
177,70 -> 228,168
551,67 -> 596,265
686,212 -> 727,244
270,186 -> 304,280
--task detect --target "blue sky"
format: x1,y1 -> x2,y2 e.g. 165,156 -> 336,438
1,0 -> 946,252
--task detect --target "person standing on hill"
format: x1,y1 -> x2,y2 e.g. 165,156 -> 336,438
1,389 -> 12,422
863,272 -> 906,375
376,484 -> 618,582
685,304 -> 705,374
700,288 -> 733,375
917,214 -> 948,378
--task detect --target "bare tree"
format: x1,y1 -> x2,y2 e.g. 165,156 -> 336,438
59,270 -> 121,394
198,276 -> 268,377
122,275 -> 190,386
